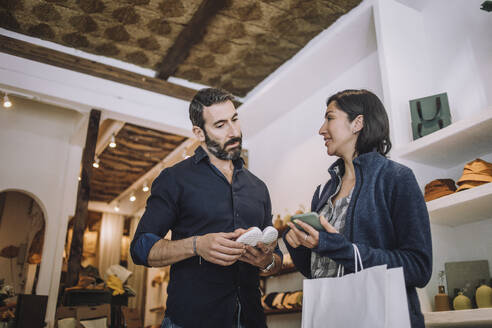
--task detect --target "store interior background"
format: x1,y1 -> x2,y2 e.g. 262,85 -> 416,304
0,0 -> 491,327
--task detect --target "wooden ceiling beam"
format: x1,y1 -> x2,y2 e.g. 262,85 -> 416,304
156,0 -> 228,80
0,34 -> 197,102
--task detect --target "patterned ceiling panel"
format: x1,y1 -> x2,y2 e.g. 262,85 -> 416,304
1,0 -> 362,97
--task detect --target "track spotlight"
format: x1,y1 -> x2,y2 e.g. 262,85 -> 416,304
142,181 -> 149,192
93,156 -> 100,168
109,134 -> 116,148
114,203 -> 120,212
3,94 -> 12,109
129,192 -> 136,202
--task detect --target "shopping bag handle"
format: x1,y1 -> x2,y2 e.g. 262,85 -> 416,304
336,244 -> 364,277
353,244 -> 363,272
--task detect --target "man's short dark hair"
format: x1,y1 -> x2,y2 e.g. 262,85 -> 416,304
326,89 -> 392,157
189,88 -> 235,129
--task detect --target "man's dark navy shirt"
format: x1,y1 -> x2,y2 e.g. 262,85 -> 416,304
130,146 -> 280,328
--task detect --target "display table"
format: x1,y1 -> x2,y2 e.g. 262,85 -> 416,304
63,289 -> 130,328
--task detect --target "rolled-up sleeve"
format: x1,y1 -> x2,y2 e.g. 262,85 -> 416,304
259,183 -> 283,263
130,168 -> 179,266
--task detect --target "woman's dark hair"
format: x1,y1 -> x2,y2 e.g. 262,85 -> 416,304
189,88 -> 235,129
326,89 -> 392,157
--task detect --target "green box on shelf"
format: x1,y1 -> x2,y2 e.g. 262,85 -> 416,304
409,93 -> 451,140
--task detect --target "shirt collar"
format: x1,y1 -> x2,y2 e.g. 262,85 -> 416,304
192,145 -> 245,169
193,145 -> 209,164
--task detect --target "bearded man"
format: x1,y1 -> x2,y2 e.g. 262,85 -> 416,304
130,88 -> 282,328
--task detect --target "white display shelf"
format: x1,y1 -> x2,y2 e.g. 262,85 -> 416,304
427,182 -> 492,226
424,308 -> 492,327
394,109 -> 492,169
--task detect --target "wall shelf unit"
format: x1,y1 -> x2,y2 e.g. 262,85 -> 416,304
424,308 -> 492,327
394,109 -> 492,169
427,182 -> 492,226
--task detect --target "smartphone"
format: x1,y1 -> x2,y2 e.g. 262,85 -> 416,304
291,212 -> 323,232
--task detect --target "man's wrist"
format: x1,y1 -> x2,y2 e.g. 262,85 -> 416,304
261,254 -> 275,272
192,236 -> 198,256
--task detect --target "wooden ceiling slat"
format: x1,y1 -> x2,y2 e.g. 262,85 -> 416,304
116,142 -> 181,155
156,0 -> 228,79
123,123 -> 188,141
95,165 -> 144,174
103,147 -> 168,162
91,181 -> 131,189
119,132 -> 183,145
91,171 -> 139,179
0,34 -> 197,102
100,157 -> 154,170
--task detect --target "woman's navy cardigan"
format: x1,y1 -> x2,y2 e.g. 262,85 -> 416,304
284,151 -> 432,328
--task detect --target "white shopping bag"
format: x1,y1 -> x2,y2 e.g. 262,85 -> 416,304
302,244 -> 411,328
385,266 -> 411,327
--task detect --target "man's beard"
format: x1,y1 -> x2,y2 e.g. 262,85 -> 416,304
204,131 -> 242,161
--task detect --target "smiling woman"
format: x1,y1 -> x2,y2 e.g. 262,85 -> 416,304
284,89 -> 432,328
321,89 -> 392,158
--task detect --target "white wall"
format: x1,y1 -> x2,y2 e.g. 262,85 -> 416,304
375,0 -> 492,148
421,0 -> 492,118
240,0 -> 377,138
0,97 -> 85,327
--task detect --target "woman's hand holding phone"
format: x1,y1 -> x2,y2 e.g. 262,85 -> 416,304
285,214 -> 338,249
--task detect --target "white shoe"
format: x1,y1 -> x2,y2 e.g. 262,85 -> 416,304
236,227 -> 262,246
236,226 -> 279,246
261,226 -> 278,245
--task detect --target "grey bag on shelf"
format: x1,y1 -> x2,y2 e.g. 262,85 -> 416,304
409,93 -> 451,140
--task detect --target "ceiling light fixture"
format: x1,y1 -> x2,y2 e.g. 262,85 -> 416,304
93,156 -> 100,168
109,134 -> 116,148
129,192 -> 136,202
142,181 -> 149,192
114,202 -> 120,212
3,94 -> 12,109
